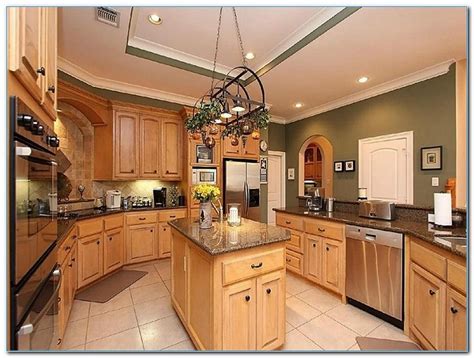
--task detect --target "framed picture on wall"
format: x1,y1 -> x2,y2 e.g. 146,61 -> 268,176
334,161 -> 344,172
421,146 -> 442,170
345,160 -> 355,172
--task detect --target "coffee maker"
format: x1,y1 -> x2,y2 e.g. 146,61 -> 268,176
306,188 -> 326,212
153,188 -> 167,208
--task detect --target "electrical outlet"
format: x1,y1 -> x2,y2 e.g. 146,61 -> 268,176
432,177 -> 439,187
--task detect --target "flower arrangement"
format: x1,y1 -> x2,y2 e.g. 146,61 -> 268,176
191,184 -> 221,203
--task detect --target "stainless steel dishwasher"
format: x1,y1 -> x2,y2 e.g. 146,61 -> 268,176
345,225 -> 404,328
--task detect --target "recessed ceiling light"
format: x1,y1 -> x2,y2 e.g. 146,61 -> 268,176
148,14 -> 162,25
245,52 -> 255,60
358,76 -> 369,83
294,103 -> 303,108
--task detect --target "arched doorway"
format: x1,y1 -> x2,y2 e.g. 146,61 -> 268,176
298,135 -> 334,197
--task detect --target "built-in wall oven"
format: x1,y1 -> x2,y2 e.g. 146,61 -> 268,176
9,96 -> 60,350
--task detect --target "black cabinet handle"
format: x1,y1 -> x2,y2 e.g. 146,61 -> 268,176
57,338 -> 62,346
163,228 -> 167,231
312,243 -> 316,248
166,170 -> 170,174
109,237 -> 112,241
266,288 -> 271,294
57,297 -> 61,303
48,85 -> 55,93
326,247 -> 329,251
139,217 -> 146,220
286,258 -> 291,262
71,235 -> 77,240
96,240 -> 100,245
131,169 -> 134,173
65,246 -> 71,251
251,262 -> 263,269
451,307 -> 458,314
72,258 -> 75,262
154,170 -> 157,173
150,229 -> 153,233
245,295 -> 250,302
37,66 -> 46,76
318,228 -> 326,232
68,263 -> 73,267
170,215 -> 176,218
285,220 -> 291,224
429,289 -> 435,296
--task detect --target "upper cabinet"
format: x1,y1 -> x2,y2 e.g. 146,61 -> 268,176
8,7 -> 57,120
223,135 -> 259,160
95,104 -> 183,181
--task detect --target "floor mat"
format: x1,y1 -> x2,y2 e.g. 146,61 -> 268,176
356,337 -> 421,351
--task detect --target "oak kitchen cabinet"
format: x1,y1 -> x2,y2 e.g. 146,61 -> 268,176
157,209 -> 187,258
222,135 -> 259,160
170,228 -> 286,350
276,212 -> 346,297
125,212 -> 157,264
95,104 -> 183,180
406,236 -> 467,351
8,7 -> 58,120
77,233 -> 104,288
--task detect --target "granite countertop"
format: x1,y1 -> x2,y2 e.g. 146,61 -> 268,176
57,206 -> 187,244
274,207 -> 467,257
169,217 -> 291,256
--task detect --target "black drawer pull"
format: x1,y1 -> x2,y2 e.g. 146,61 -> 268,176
109,237 -> 112,241
48,85 -> 55,93
139,217 -> 146,220
326,247 -> 329,251
131,169 -> 134,173
285,220 -> 291,224
96,240 -> 100,245
451,307 -> 458,314
71,258 -> 75,262
429,289 -> 436,296
57,338 -> 62,346
266,288 -> 271,294
251,262 -> 263,269
68,263 -> 73,267
312,243 -> 316,248
150,229 -> 153,233
170,215 -> 176,218
65,246 -> 71,251
286,258 -> 291,262
245,295 -> 250,302
318,228 -> 325,232
37,66 -> 46,76
154,170 -> 157,173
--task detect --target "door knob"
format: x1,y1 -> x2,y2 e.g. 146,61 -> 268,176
245,295 -> 251,302
37,67 -> 46,76
48,85 -> 55,93
266,288 -> 271,294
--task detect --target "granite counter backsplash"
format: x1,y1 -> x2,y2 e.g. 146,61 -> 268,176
274,207 -> 467,257
169,218 -> 291,256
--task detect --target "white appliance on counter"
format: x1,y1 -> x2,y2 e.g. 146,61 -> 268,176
105,190 -> 121,209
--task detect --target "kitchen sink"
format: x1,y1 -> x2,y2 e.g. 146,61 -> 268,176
433,236 -> 467,254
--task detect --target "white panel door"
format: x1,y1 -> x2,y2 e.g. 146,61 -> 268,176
359,132 -> 413,204
267,154 -> 283,224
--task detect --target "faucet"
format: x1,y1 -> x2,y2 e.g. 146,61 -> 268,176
211,198 -> 224,222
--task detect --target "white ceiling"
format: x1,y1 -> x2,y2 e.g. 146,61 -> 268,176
58,6 -> 466,122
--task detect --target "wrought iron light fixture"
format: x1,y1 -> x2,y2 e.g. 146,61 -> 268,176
185,7 -> 270,149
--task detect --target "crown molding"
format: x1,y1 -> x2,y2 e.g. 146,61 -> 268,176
286,59 -> 455,124
57,57 -> 197,107
269,115 -> 287,124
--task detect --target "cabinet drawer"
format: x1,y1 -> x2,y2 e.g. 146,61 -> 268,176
77,218 -> 103,238
286,229 -> 303,253
276,214 -> 303,231
410,240 -> 446,280
104,214 -> 123,231
222,248 -> 285,286
304,219 -> 343,241
58,228 -> 77,265
126,212 -> 157,225
158,209 -> 186,222
286,250 -> 303,275
447,260 -> 466,294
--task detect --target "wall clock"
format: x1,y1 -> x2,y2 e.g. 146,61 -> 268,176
259,140 -> 268,152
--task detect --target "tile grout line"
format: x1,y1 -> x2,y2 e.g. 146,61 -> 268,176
292,326 -> 325,351
131,295 -> 146,350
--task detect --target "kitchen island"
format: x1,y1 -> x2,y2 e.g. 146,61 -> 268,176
169,218 -> 291,351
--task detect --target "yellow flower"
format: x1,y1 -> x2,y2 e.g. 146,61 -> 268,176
192,184 -> 221,202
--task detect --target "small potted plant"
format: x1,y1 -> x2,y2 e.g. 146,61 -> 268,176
191,184 -> 221,229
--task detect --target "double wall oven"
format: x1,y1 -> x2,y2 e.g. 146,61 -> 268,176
9,97 -> 61,350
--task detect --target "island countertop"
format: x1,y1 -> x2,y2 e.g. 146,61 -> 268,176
169,217 -> 291,255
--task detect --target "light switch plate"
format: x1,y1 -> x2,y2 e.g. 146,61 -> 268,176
432,177 -> 439,187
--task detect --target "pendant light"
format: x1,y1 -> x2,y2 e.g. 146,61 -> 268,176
231,93 -> 245,112
220,101 -> 232,119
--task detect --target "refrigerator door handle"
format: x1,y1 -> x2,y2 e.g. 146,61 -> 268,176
244,181 -> 249,217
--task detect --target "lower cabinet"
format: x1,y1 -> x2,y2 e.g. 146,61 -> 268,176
77,233 -> 104,288
58,240 -> 77,346
305,234 -> 322,284
446,287 -> 466,350
322,238 -> 344,293
103,227 -> 124,274
158,223 -> 171,258
126,223 -> 157,264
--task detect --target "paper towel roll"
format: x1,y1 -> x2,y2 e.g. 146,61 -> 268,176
434,193 -> 452,226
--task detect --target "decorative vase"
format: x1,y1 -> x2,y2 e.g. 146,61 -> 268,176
199,201 -> 213,229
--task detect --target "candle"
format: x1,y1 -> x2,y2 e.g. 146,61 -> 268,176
227,204 -> 241,226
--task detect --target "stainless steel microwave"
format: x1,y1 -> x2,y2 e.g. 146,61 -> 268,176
192,168 -> 217,185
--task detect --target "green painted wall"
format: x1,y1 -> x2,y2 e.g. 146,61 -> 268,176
58,71 -> 183,111
284,66 -> 456,207
268,122 -> 286,152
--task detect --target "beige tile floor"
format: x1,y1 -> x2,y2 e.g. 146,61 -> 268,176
62,259 -> 414,351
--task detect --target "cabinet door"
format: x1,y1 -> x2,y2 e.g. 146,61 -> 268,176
304,163 -> 315,180
114,111 -> 139,178
256,270 -> 285,350
126,224 -> 156,264
161,117 -> 182,180
222,279 -> 256,350
446,287 -> 466,351
322,238 -> 343,293
140,115 -> 160,178
70,243 -> 78,298
103,228 -> 124,274
242,137 -> 259,159
8,7 -> 43,101
77,233 -> 103,288
41,7 -> 57,120
171,231 -> 186,319
158,223 -> 171,258
58,257 -> 70,342
305,235 -> 322,284
409,262 -> 446,350
223,137 -> 241,157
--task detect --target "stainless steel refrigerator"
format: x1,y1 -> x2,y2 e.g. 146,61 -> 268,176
224,160 -> 260,221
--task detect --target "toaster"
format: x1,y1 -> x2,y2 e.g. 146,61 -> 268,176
105,190 -> 121,209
